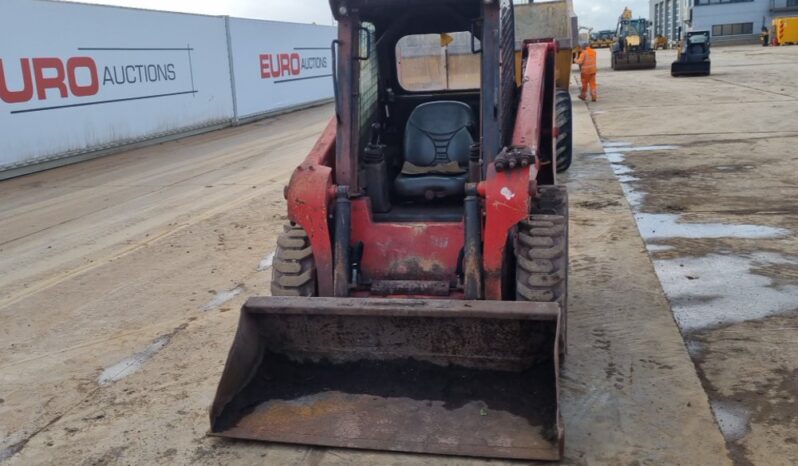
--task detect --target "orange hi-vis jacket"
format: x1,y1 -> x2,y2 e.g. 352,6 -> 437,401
577,47 -> 597,75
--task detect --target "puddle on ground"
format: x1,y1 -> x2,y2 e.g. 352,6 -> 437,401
635,213 -> 789,240
201,285 -> 243,311
619,182 -> 646,209
603,142 -> 680,162
645,244 -> 674,252
685,339 -> 705,359
602,146 -> 668,209
600,140 -> 797,454
257,251 -> 275,271
653,253 -> 798,332
609,145 -> 680,153
610,164 -> 634,175
616,175 -> 639,184
605,152 -> 626,164
98,335 -> 171,385
602,141 -> 632,148
602,140 -> 790,237
711,400 -> 751,442
601,141 -> 796,333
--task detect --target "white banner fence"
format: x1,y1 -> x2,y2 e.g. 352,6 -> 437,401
0,0 -> 336,178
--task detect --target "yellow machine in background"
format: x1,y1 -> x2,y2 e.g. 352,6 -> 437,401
571,26 -> 592,64
612,7 -> 656,70
589,32 -> 601,48
591,30 -> 616,48
773,17 -> 798,46
514,0 -> 578,89
622,7 -> 632,20
514,0 -> 577,171
655,35 -> 669,49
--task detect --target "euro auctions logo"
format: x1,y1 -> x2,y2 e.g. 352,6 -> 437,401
259,50 -> 330,83
260,53 -> 301,79
0,57 -> 100,103
0,46 -> 196,114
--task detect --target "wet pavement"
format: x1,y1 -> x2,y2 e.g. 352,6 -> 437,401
586,45 -> 798,465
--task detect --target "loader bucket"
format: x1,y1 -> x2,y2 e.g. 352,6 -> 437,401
613,51 -> 657,70
210,296 -> 563,461
671,60 -> 710,77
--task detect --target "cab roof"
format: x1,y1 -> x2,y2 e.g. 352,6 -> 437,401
329,0 -> 482,31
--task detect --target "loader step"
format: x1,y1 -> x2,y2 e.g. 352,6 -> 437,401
370,280 -> 451,296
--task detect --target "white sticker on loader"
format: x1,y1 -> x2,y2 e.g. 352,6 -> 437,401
500,187 -> 516,201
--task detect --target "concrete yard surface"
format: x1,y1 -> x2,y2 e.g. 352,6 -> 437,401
0,44 -> 795,466
585,45 -> 798,466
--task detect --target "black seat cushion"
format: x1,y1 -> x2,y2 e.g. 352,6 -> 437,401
394,173 -> 468,200
394,101 -> 475,200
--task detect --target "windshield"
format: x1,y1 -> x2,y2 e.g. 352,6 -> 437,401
688,34 -> 709,44
619,21 -> 641,37
396,32 -> 480,92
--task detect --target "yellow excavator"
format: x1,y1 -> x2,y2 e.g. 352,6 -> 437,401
592,30 -> 615,49
612,7 -> 656,70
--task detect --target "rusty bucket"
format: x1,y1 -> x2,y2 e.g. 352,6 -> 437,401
613,50 -> 657,70
210,296 -> 563,460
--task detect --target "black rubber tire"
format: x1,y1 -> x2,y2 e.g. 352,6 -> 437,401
270,224 -> 317,297
555,89 -> 573,173
516,186 -> 569,359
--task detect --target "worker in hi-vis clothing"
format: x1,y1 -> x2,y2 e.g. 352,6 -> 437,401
576,41 -> 598,102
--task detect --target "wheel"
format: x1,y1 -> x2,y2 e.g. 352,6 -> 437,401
271,224 -> 317,297
516,186 -> 569,359
555,89 -> 573,173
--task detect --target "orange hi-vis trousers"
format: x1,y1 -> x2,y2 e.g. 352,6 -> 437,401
581,72 -> 597,100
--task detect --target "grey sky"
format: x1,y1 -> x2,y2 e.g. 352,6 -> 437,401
67,0 -> 648,31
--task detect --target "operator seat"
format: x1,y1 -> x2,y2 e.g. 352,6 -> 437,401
394,101 -> 474,200
688,42 -> 707,61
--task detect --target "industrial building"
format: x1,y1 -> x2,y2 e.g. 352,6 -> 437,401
650,0 -> 798,44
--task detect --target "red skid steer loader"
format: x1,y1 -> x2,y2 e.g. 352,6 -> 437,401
210,0 -> 571,460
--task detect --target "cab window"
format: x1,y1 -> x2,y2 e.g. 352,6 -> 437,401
396,32 -> 480,92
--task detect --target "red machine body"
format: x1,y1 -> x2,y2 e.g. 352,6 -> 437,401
286,41 -> 557,301
211,1 -> 569,459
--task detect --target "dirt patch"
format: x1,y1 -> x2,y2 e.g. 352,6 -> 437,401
690,313 -> 798,466
575,199 -> 621,210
